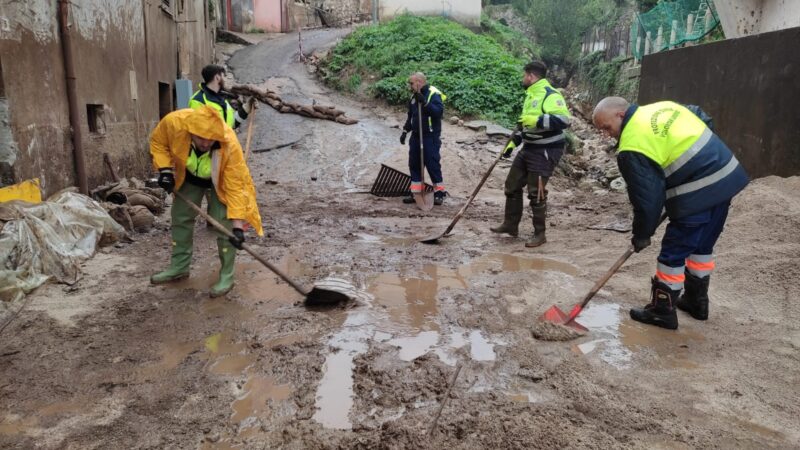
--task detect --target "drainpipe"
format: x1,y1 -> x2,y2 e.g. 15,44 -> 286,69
58,0 -> 88,195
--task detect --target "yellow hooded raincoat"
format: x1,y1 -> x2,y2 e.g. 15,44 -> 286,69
150,106 -> 264,235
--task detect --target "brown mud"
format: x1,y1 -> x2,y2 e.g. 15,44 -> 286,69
1,29 -> 799,449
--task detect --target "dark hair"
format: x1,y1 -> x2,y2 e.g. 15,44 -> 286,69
201,64 -> 226,83
524,60 -> 548,79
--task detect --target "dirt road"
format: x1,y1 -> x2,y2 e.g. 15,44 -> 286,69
2,29 -> 798,449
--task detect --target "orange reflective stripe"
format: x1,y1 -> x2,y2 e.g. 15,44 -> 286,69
434,185 -> 446,192
656,271 -> 685,283
686,259 -> 715,271
410,182 -> 423,193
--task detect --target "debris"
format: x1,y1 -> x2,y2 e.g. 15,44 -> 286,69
531,321 -> 587,341
587,219 -> 631,233
449,116 -> 460,125
230,84 -> 358,124
0,190 -> 126,302
91,178 -> 166,233
609,177 -> 627,192
252,135 -> 310,154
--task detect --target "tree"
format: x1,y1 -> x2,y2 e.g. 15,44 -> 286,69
512,0 -> 618,85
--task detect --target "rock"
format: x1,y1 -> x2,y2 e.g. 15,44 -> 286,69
449,116 -> 460,125
610,177 -> 627,192
485,124 -> 512,137
604,165 -> 621,179
463,120 -> 494,131
129,205 -> 155,232
457,120 -> 464,126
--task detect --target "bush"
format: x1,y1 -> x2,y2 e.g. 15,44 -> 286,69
321,15 -> 530,127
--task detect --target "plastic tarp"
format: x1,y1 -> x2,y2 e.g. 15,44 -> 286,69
0,189 -> 127,303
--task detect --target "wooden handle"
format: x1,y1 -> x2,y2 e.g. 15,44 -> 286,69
418,101 -> 425,184
243,99 -> 257,161
442,140 -> 509,236
172,190 -> 309,296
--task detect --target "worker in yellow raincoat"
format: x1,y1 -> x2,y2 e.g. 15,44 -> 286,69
149,105 -> 263,297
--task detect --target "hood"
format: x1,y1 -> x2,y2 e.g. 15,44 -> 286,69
183,105 -> 227,142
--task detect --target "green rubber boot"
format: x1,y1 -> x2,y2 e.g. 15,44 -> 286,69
490,195 -> 523,237
150,189 -> 198,284
210,239 -> 237,298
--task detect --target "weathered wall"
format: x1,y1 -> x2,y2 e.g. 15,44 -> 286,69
0,0 -> 215,195
379,0 -> 481,26
254,0 -> 284,32
638,26 -> 800,178
715,0 -> 800,38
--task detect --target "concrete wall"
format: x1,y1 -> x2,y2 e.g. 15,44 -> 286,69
0,0 -> 215,195
379,0 -> 481,26
638,27 -> 800,178
715,0 -> 800,38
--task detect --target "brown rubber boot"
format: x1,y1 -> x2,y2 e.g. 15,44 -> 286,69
525,203 -> 547,248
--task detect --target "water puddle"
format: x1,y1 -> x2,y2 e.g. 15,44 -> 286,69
311,252 -> 576,429
574,303 -> 705,369
168,255 -> 312,304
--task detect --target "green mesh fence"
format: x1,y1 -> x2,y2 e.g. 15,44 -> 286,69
631,0 -> 719,59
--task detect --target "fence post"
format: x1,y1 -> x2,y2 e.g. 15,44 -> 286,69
687,13 -> 695,35
645,31 -> 651,55
635,35 -> 641,62
655,25 -> 663,51
704,10 -> 712,33
669,19 -> 678,49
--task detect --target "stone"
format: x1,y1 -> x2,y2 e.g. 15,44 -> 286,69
449,115 -> 460,125
485,124 -> 513,137
610,177 -> 627,192
463,120 -> 494,131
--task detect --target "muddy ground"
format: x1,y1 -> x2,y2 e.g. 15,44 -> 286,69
2,29 -> 799,449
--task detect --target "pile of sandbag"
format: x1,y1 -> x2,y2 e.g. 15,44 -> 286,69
230,84 -> 359,125
91,178 -> 166,233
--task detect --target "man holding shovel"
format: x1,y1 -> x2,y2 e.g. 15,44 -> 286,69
592,97 -> 749,329
400,72 -> 447,206
149,105 -> 263,297
491,61 -> 571,248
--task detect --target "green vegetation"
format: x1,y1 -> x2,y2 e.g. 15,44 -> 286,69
577,51 -> 638,102
479,14 -> 540,59
511,0 -> 620,84
321,14 -> 532,127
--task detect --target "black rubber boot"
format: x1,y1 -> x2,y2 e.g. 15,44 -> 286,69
434,191 -> 446,206
402,196 -> 415,204
490,195 -> 523,237
525,203 -> 547,248
676,272 -> 710,320
630,277 -> 679,330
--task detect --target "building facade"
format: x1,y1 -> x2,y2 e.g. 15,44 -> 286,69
0,0 -> 216,196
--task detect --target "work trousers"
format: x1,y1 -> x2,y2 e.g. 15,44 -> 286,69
169,181 -> 235,271
408,132 -> 444,189
505,145 -> 564,205
655,201 -> 730,290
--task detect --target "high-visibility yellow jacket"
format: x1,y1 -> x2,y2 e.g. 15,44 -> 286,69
518,78 -> 571,147
149,106 -> 263,235
189,84 -> 237,129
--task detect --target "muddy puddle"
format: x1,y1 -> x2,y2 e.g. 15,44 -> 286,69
312,252 -> 571,429
573,303 -> 705,369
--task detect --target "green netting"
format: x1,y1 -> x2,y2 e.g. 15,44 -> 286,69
630,0 -> 719,59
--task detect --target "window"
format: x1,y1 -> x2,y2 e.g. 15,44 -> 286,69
86,104 -> 106,135
158,82 -> 172,119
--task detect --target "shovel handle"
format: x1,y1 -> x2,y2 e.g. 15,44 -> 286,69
565,212 -> 669,324
442,138 -> 510,236
172,190 -> 309,297
243,99 -> 257,161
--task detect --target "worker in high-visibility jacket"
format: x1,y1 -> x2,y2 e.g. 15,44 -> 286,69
592,97 -> 749,330
400,72 -> 447,205
491,61 -> 571,248
149,105 -> 263,297
189,65 -> 250,129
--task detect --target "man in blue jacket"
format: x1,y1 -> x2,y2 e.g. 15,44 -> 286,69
400,72 -> 447,205
592,96 -> 749,330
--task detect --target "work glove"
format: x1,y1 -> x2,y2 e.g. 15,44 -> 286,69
413,91 -> 426,104
400,131 -> 407,145
229,228 -> 245,250
631,236 -> 651,253
502,140 -> 516,159
241,98 -> 254,115
157,169 -> 175,194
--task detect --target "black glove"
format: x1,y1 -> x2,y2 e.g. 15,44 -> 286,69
414,92 -> 426,104
157,169 -> 175,194
631,236 -> 651,253
400,131 -> 407,145
229,228 -> 245,250
511,130 -> 523,147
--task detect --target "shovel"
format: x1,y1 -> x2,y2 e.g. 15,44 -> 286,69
412,101 -> 434,211
540,213 -> 668,331
173,190 -> 357,305
420,137 -> 511,244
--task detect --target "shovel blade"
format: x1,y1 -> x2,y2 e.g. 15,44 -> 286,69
413,191 -> 434,211
305,277 -> 365,306
539,305 -> 589,333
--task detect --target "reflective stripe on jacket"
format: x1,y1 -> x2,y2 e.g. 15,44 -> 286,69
189,84 -> 236,129
403,84 -> 445,136
617,101 -> 749,236
519,78 -> 571,147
